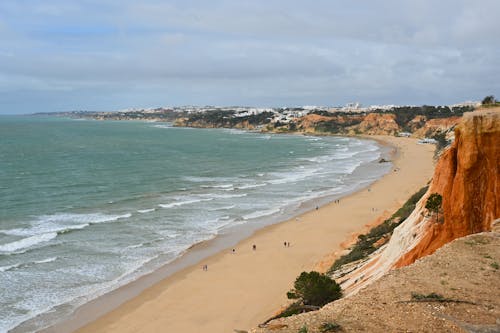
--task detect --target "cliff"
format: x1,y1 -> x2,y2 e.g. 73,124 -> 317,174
173,106 -> 471,138
350,113 -> 400,135
294,114 -> 365,134
338,109 -> 499,295
411,116 -> 461,138
285,112 -> 457,137
396,108 -> 499,266
252,108 -> 499,332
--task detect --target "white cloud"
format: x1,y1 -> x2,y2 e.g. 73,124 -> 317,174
0,0 -> 499,113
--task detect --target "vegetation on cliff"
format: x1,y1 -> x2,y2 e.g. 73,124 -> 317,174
287,271 -> 342,307
425,193 -> 443,222
481,95 -> 499,106
373,105 -> 469,130
395,108 -> 500,267
180,110 -> 274,128
270,272 -> 342,321
327,186 -> 429,274
175,105 -> 472,137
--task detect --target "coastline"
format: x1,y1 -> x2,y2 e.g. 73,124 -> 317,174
39,135 -> 435,333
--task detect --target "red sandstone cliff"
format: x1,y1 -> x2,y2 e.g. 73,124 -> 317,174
411,116 -> 461,138
351,113 -> 400,135
334,108 -> 499,296
290,112 -> 458,137
395,108 -> 499,266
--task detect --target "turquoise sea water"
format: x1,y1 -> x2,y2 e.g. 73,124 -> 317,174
0,116 -> 389,332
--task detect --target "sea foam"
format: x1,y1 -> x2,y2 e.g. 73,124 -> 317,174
0,213 -> 132,238
0,233 -> 58,253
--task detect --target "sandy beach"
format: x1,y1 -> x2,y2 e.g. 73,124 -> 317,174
56,136 -> 434,333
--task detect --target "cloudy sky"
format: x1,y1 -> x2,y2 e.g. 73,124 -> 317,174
0,0 -> 499,114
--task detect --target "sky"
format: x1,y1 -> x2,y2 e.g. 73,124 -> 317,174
0,0 -> 499,114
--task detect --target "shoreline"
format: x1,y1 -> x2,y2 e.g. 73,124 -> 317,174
38,135 -> 435,333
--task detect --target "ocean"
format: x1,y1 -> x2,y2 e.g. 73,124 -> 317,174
0,116 -> 390,332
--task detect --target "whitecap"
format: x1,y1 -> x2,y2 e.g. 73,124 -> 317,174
0,233 -> 57,253
242,208 -> 281,220
158,198 -> 213,209
0,263 -> 22,272
56,223 -> 90,234
34,257 -> 58,264
137,208 -> 156,214
183,176 -> 237,183
268,168 -> 321,185
0,213 -> 131,238
200,184 -> 234,189
236,183 -> 266,190
125,243 -> 145,250
200,193 -> 247,199
208,205 -> 236,211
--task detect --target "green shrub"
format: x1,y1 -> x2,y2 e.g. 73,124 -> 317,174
425,193 -> 443,222
392,186 -> 428,221
298,326 -> 308,333
320,322 -> 342,332
287,271 -> 342,306
411,292 -> 443,301
277,302 -> 304,318
482,95 -> 496,105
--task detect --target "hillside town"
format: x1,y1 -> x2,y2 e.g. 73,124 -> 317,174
47,100 -> 480,126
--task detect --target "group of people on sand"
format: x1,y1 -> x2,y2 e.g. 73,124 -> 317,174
203,241 -> 292,271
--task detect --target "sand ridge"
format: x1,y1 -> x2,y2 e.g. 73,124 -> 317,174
66,136 -> 435,333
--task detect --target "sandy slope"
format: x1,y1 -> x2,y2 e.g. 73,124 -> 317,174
69,136 -> 434,333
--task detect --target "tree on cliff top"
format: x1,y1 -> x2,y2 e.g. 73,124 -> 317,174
482,95 -> 496,105
287,271 -> 342,306
426,193 -> 443,222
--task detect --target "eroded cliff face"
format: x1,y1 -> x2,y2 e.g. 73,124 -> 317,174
396,108 -> 499,266
282,112 -> 459,137
350,113 -> 400,135
336,108 -> 499,296
411,116 -> 461,138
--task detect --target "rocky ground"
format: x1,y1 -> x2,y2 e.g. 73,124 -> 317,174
250,224 -> 500,333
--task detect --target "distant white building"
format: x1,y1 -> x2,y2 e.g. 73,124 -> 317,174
342,102 -> 366,113
346,102 -> 361,109
368,104 -> 397,111
449,101 -> 480,108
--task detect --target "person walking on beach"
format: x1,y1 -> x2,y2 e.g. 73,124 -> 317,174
284,241 -> 287,247
252,244 -> 256,250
